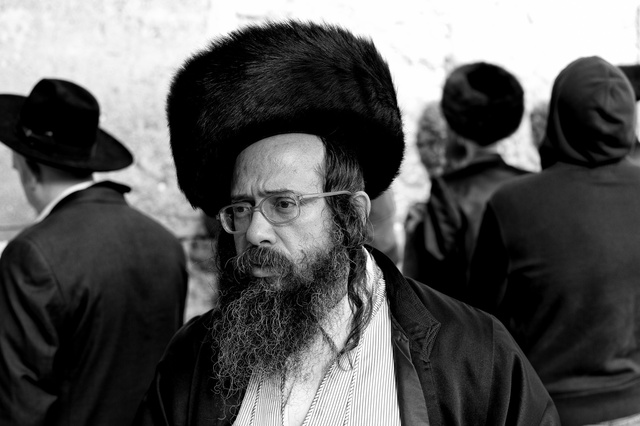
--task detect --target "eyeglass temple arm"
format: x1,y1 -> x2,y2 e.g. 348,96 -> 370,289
299,190 -> 352,201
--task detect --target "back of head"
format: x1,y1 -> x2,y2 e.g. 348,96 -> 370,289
440,62 -> 524,147
166,20 -> 404,217
544,56 -> 636,166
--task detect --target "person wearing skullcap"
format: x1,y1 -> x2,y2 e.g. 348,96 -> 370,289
403,62 -> 529,299
468,56 -> 640,425
132,21 -> 558,425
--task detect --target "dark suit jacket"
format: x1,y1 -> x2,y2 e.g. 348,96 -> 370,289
133,247 -> 559,425
0,181 -> 188,426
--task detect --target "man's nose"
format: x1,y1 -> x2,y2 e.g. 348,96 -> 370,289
244,210 -> 276,246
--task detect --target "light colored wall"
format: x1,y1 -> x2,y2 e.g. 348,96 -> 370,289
1,0 -> 639,318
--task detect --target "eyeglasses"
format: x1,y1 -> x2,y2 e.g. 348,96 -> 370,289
217,191 -> 351,234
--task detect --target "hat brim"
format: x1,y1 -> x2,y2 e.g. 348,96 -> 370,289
0,94 -> 132,172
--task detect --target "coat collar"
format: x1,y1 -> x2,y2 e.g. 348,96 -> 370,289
46,180 -> 131,218
369,246 -> 441,361
368,246 -> 439,425
34,180 -> 97,223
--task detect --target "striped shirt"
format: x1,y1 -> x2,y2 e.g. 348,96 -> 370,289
234,251 -> 402,426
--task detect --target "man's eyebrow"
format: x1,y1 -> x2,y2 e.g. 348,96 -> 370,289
230,189 -> 294,202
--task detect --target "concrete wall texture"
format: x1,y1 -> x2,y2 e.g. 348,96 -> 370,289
1,0 -> 639,318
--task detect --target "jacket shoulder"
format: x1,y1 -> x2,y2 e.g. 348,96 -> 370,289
400,277 -> 559,425
134,311 -> 226,425
368,243 -> 560,425
159,311 -> 214,370
442,156 -> 529,183
404,275 -> 498,340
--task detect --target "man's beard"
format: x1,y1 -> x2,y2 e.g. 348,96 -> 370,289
212,236 -> 351,396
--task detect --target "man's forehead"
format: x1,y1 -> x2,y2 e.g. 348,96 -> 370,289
240,133 -> 323,156
231,133 -> 325,195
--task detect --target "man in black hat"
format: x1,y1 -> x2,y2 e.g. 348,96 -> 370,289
403,62 -> 530,300
0,79 -> 188,426
134,21 -> 559,425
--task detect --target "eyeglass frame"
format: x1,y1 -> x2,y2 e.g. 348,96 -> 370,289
216,190 -> 352,234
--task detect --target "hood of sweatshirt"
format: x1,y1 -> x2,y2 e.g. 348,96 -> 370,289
544,56 -> 637,166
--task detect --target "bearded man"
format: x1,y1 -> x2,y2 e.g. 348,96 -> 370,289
133,20 -> 559,425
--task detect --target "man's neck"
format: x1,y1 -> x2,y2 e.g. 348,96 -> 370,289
33,179 -> 96,222
35,179 -> 93,212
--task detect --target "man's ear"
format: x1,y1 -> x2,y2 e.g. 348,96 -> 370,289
352,191 -> 371,225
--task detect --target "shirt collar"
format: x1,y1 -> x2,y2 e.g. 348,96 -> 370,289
34,180 -> 97,223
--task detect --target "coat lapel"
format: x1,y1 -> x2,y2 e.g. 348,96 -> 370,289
369,247 -> 441,426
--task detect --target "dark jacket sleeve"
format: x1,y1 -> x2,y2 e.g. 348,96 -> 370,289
402,178 -> 468,299
466,202 -> 509,313
395,274 -> 559,425
429,310 -> 560,425
133,316 -> 205,426
132,313 -> 242,426
485,318 -> 559,425
0,238 -> 62,426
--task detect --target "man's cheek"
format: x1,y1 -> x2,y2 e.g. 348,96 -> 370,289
233,234 -> 249,254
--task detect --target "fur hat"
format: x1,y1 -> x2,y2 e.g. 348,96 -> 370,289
440,62 -> 524,146
167,20 -> 404,216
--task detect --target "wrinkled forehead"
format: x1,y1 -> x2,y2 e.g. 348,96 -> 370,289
231,133 -> 326,196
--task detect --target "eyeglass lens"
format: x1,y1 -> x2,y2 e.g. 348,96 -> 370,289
221,194 -> 300,233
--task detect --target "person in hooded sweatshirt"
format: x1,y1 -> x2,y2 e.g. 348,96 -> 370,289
466,56 -> 640,425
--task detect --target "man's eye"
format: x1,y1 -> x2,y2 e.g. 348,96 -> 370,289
273,198 -> 297,211
233,205 -> 251,216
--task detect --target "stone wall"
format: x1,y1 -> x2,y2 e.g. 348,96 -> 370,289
1,0 -> 639,320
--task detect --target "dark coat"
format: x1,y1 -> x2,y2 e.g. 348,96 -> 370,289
467,160 -> 640,425
0,182 -> 188,426
467,57 -> 640,425
133,247 -> 559,425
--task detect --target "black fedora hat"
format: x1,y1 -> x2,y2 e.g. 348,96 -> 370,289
0,79 -> 132,171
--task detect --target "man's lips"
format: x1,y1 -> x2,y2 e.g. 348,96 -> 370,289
250,265 -> 276,277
